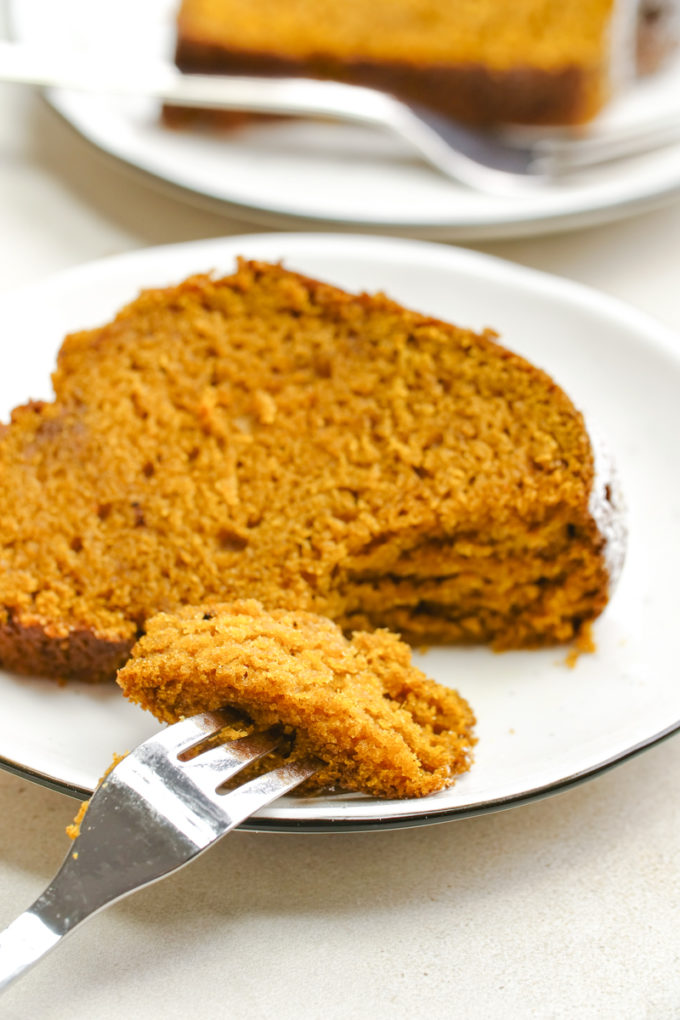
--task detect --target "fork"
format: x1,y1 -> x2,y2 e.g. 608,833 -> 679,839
3,40 -> 680,195
0,711 -> 320,993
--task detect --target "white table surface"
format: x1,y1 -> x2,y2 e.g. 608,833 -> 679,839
2,19 -> 680,1020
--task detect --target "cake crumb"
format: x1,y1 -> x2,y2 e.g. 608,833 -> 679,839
66,752 -> 127,839
564,622 -> 597,669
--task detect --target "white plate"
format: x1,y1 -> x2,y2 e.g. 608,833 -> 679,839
1,233 -> 679,831
9,0 -> 680,240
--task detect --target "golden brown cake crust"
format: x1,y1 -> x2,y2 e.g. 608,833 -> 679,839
0,259 -> 610,683
117,599 -> 476,799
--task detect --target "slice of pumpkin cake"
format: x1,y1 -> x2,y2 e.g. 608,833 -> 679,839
168,0 -> 680,127
0,258 -> 623,682
116,599 -> 476,799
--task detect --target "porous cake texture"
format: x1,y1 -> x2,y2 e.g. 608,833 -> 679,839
0,259 -> 611,683
116,600 -> 476,799
167,0 -> 677,127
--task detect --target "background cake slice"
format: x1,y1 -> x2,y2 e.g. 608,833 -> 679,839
167,0 -> 679,129
0,258 -> 622,682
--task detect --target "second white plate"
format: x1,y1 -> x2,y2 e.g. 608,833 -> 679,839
1,233 -> 679,830
9,0 -> 680,239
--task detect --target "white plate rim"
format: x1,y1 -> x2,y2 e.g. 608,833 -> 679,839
1,231 -> 680,832
1,715 -> 678,834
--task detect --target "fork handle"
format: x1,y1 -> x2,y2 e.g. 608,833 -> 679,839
0,41 -> 396,125
0,40 -> 546,189
0,853 -> 113,993
0,903 -> 70,992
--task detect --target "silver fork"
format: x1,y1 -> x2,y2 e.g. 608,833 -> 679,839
3,40 -> 680,194
0,711 -> 319,993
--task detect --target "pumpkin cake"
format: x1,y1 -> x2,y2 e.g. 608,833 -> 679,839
165,0 -> 679,129
0,258 -> 622,683
117,599 -> 476,798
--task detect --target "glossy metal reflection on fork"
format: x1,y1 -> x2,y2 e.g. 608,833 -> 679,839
0,711 -> 320,993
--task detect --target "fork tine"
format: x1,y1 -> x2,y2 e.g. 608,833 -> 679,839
215,756 -> 321,829
146,710 -> 237,756
178,731 -> 284,796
